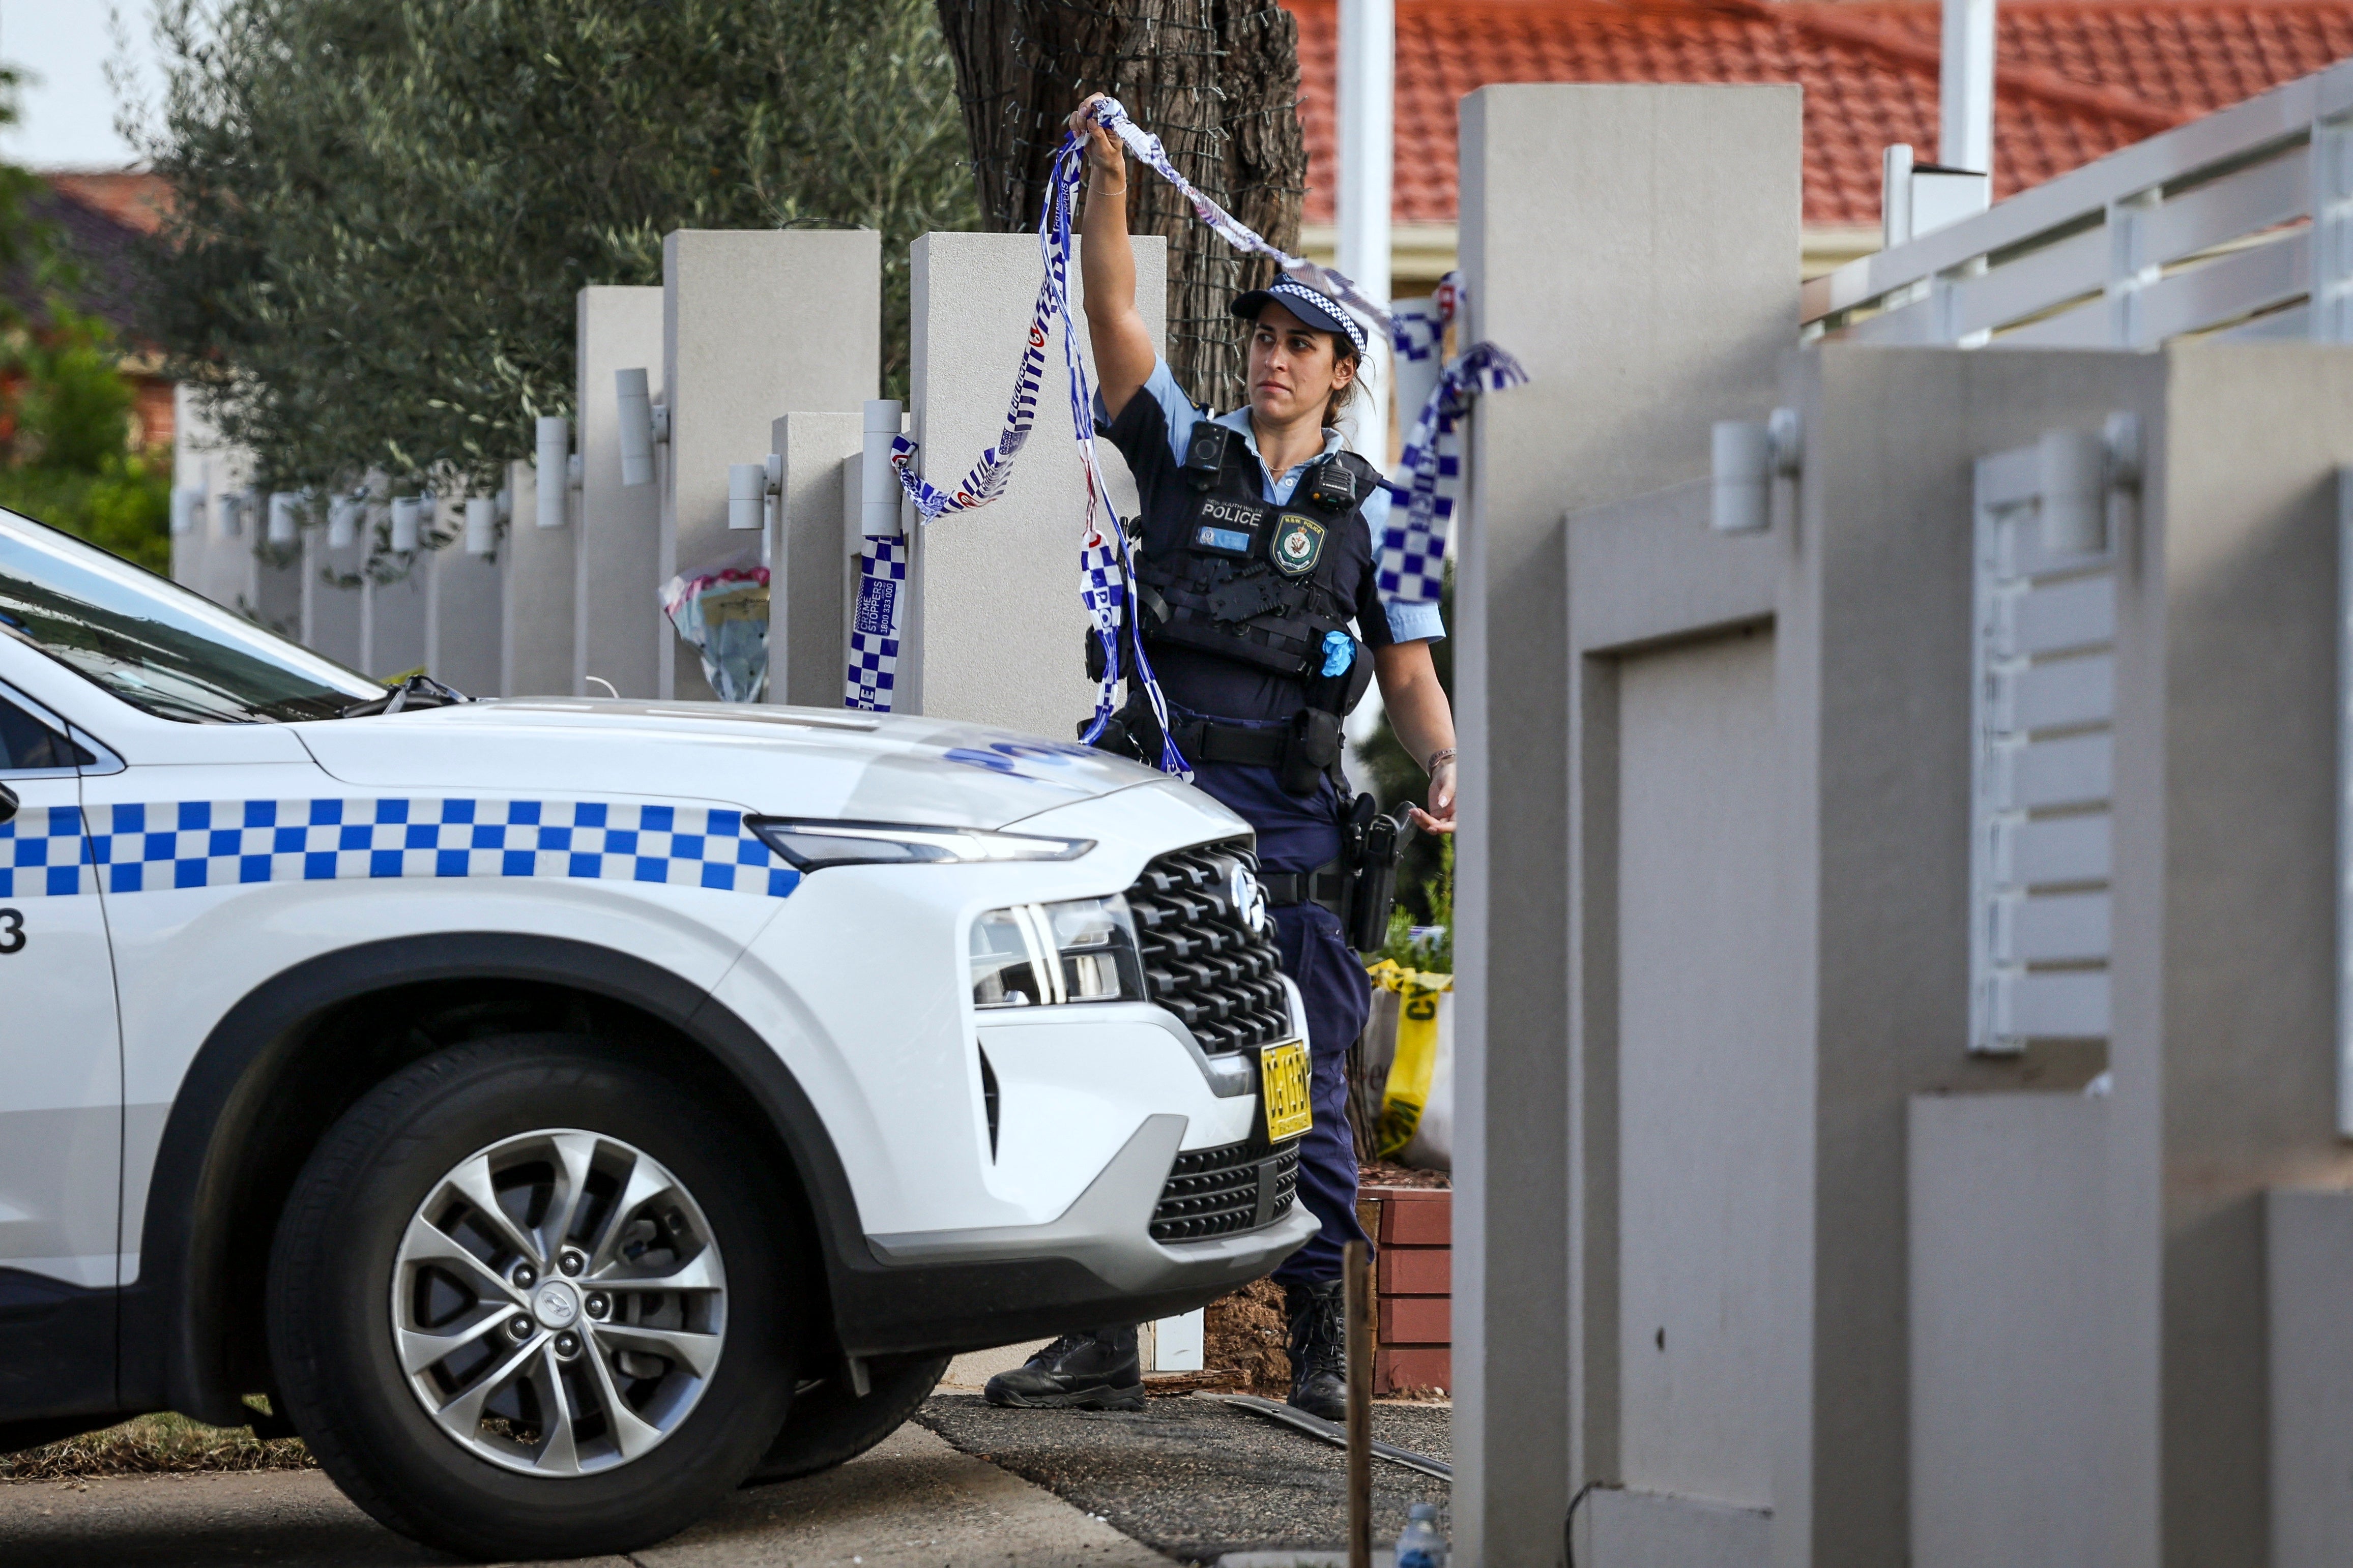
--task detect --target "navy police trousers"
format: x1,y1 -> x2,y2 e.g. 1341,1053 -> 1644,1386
1265,900 -> 1374,1286
1182,721 -> 1375,1289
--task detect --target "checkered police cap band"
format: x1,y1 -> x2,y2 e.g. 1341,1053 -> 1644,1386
1254,281 -> 1370,359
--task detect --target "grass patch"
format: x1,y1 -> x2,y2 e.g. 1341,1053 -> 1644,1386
2,1411 -> 313,1480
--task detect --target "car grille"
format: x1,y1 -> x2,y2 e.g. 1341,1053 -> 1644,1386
1126,839 -> 1292,1055
1150,1133 -> 1302,1242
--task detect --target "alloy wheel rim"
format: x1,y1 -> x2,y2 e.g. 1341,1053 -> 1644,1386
390,1128 -> 727,1475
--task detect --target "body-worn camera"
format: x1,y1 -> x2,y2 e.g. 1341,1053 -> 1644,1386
1184,423 -> 1234,490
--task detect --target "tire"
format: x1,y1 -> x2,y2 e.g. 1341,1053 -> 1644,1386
267,1034 -> 803,1560
744,1352 -> 951,1484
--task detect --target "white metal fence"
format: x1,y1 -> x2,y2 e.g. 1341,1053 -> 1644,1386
1805,58 -> 2353,349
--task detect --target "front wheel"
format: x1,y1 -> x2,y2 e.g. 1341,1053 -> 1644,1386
267,1036 -> 802,1560
746,1352 -> 951,1484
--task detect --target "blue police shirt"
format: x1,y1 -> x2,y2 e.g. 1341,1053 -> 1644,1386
1100,358 -> 1445,873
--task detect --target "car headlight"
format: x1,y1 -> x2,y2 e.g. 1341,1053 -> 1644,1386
748,818 -> 1093,871
971,895 -> 1144,1009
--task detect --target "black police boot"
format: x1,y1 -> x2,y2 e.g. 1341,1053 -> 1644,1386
983,1326 -> 1144,1411
1284,1279 -> 1349,1423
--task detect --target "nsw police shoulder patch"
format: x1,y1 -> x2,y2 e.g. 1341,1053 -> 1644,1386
1270,513 -> 1327,578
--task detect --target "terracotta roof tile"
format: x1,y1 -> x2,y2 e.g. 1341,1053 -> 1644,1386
1288,0 -> 2353,226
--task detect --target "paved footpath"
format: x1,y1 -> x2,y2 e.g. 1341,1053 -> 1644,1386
916,1394 -> 1449,1565
0,1423 -> 1172,1568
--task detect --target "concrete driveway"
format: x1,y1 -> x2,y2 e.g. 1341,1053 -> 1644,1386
0,1423 -> 1171,1568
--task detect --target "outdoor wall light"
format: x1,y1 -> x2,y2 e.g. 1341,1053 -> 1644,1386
391,496 -> 425,552
862,399 -> 905,538
464,496 -> 498,557
1710,407 -> 1801,535
728,462 -> 767,532
2039,413 -> 2139,555
616,369 -> 668,487
171,487 -> 206,537
327,495 -> 359,549
724,454 -> 787,534
534,416 -> 577,529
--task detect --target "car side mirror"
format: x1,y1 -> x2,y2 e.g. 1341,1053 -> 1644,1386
0,782 -> 15,825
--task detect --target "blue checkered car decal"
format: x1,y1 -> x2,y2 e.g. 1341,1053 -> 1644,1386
0,805 -> 92,898
0,799 -> 800,901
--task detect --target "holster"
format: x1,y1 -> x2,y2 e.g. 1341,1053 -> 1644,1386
1345,797 -> 1416,953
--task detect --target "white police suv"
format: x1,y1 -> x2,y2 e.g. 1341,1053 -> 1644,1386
0,511 -> 1314,1558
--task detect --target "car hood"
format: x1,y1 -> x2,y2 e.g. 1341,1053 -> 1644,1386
295,698 -> 1169,830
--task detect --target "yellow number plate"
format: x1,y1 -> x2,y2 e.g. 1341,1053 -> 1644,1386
1260,1040 -> 1314,1142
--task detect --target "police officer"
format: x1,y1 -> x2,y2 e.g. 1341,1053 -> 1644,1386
985,96 -> 1459,1421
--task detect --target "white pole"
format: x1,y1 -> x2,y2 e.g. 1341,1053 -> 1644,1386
1940,0 -> 1995,176
1337,0 -> 1394,460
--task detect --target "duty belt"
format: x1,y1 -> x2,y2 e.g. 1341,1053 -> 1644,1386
1166,715 -> 1288,770
1260,860 -> 1351,920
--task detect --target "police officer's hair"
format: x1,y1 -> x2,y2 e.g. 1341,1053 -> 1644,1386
1323,336 -> 1368,435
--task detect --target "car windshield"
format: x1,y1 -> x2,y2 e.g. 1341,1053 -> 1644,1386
0,509 -> 386,723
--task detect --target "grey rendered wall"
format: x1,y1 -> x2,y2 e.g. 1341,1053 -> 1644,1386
303,523 -> 363,670
770,411 -> 861,707
574,285 -> 663,699
903,231 -> 1161,734
1799,346 -> 2168,1568
1454,83 -> 1801,1566
424,524 -> 502,695
2269,1189 -> 2353,1568
1570,1487 -> 1771,1567
1565,478 -> 1806,1568
1909,1092 -> 2113,1568
2152,345 -> 2353,1568
1615,628 -> 1811,1540
502,455 -> 575,696
660,230 -> 878,701
364,565 -> 427,679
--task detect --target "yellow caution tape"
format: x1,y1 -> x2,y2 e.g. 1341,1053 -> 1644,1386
1367,959 -> 1452,1159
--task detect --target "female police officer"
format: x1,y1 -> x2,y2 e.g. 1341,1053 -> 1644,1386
984,96 -> 1459,1420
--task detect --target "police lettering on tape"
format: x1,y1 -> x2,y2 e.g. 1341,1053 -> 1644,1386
844,535 -> 909,712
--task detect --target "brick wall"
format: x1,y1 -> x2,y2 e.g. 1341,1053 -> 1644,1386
1358,1185 -> 1450,1393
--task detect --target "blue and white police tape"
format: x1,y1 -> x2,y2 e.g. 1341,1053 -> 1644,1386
880,110 -> 1183,773
1086,104 -> 1526,603
1379,331 -> 1527,604
0,797 -> 801,901
844,535 -> 909,711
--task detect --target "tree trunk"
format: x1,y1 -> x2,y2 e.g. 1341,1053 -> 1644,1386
934,0 -> 1308,411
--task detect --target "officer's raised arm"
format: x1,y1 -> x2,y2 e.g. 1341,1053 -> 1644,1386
1070,95 -> 1155,422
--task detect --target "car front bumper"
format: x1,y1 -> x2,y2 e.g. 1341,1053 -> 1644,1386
841,1114 -> 1317,1355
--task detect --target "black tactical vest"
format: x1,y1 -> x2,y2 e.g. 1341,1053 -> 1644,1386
1132,421 -> 1380,681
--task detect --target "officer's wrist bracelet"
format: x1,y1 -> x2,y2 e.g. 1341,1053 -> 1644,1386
1424,747 -> 1457,774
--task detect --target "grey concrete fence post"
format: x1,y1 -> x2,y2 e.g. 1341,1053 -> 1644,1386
658,230 -> 879,701
574,286 -> 664,698
902,231 -> 1160,730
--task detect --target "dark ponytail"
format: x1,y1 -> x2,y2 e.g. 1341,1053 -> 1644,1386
1322,333 -> 1368,432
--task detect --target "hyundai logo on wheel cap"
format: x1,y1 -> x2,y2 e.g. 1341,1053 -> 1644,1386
531,1279 -> 582,1330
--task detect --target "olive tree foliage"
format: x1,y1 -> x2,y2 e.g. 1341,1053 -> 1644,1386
138,0 -> 975,499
